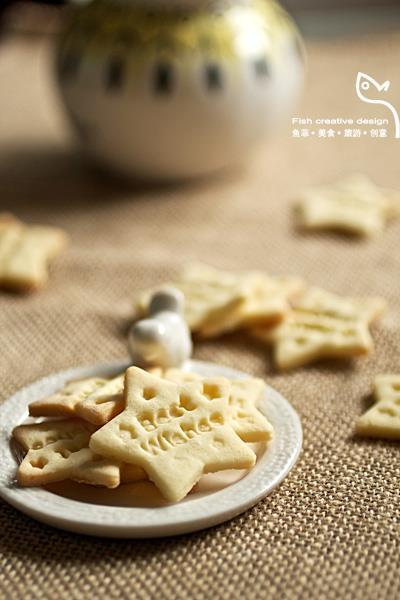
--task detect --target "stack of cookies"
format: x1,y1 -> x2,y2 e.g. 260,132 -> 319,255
136,263 -> 305,339
135,263 -> 386,371
13,366 -> 273,502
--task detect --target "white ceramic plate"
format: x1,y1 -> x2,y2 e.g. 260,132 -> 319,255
0,359 -> 302,538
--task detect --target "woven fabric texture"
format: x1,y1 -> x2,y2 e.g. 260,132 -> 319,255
1,29 -> 400,600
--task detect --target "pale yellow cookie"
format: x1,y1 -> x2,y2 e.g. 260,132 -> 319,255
287,287 -> 386,324
356,375 -> 400,439
294,174 -> 394,237
119,462 -> 148,484
384,187 -> 400,219
164,369 -> 273,443
136,263 -> 249,336
253,287 -> 385,370
161,369 -> 204,385
234,274 -> 305,328
198,272 -> 304,338
75,374 -> 125,426
0,213 -> 68,291
227,378 -> 273,443
343,174 -> 400,220
90,367 -> 256,502
14,419 -> 146,487
135,264 -> 303,338
29,371 -> 162,425
13,419 -> 122,488
29,377 -> 110,418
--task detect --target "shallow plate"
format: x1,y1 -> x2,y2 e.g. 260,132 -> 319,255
0,359 -> 302,538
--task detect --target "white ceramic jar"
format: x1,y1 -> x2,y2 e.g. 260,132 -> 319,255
56,0 -> 303,179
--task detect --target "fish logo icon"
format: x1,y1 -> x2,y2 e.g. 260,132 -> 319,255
356,72 -> 400,138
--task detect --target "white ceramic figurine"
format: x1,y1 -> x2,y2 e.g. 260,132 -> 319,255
128,287 -> 193,369
56,0 -> 303,179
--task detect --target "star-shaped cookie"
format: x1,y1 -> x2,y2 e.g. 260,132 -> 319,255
13,419 -> 145,487
197,270 -> 304,338
29,374 -> 125,425
253,287 -> 385,370
28,377 -> 111,418
356,375 -> 400,439
90,367 -> 256,502
164,368 -> 273,443
294,174 -> 398,237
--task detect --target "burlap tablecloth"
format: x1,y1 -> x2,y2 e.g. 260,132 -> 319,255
1,28 -> 400,599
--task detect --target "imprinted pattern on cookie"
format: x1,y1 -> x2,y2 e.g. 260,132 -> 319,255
90,367 -> 256,502
13,419 -> 145,487
356,375 -> 400,439
164,369 -> 273,443
253,287 -> 385,370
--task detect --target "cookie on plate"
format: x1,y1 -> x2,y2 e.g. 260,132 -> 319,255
90,367 -> 256,502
